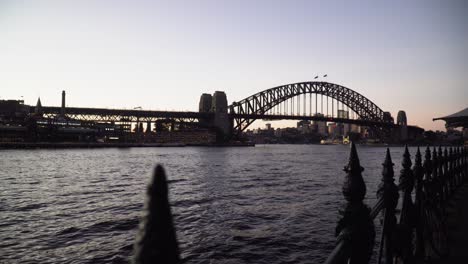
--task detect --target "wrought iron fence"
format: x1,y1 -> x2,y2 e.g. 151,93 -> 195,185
131,144 -> 468,264
325,144 -> 468,264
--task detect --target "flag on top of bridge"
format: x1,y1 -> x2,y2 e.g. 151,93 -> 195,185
314,76 -> 318,79
323,74 -> 327,77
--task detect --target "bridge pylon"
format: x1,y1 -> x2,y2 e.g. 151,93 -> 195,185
198,91 -> 232,141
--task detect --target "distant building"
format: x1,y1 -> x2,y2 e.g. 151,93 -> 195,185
274,128 -> 282,137
328,123 -> 337,137
312,113 -> 327,136
433,107 -> 468,143
337,110 -> 349,119
0,99 -> 29,124
350,124 -> 360,134
297,120 -> 311,134
337,110 -> 350,136
35,98 -> 43,115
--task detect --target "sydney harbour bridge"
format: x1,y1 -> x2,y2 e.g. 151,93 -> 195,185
36,81 -> 410,139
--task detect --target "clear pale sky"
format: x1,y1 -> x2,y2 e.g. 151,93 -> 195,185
1,0 -> 467,131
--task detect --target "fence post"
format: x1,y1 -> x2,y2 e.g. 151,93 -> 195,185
455,147 -> 458,182
456,147 -> 461,187
449,147 -> 454,196
443,148 -> 449,199
421,147 -> 433,259
463,147 -> 467,182
423,147 -> 432,183
397,146 -> 415,263
413,147 -> 424,258
431,147 -> 437,182
432,147 -> 443,207
437,145 -> 445,204
334,142 -> 375,264
133,165 -> 180,264
465,147 -> 468,181
376,148 -> 399,264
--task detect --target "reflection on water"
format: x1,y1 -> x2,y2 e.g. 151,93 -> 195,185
0,145 -> 416,263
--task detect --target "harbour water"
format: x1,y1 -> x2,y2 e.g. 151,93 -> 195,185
0,145 -> 415,264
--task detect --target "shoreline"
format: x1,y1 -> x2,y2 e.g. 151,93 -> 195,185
1,142 -> 453,150
0,142 -> 255,149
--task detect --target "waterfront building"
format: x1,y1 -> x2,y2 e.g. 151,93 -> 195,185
297,120 -> 311,134
434,107 -> 468,144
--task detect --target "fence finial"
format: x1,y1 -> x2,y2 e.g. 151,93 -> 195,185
413,147 -> 425,257
342,142 -> 366,202
335,142 -> 374,264
377,148 -> 399,264
397,145 -> 416,262
415,147 -> 422,167
414,147 -> 423,187
133,165 -> 180,264
423,146 -> 432,180
400,145 -> 413,190
377,148 -> 398,203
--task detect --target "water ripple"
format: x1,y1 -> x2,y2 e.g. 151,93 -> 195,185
0,145 -> 413,263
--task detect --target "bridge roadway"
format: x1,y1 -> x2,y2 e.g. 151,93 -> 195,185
39,106 -> 212,122
39,106 -> 396,128
233,113 -> 397,128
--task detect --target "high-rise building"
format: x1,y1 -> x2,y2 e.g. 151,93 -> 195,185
337,110 -> 350,136
337,110 -> 348,119
312,113 -> 327,136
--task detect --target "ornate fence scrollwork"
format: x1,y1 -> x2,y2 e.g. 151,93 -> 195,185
325,144 -> 467,264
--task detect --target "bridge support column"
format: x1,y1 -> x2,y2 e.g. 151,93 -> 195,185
198,91 -> 232,142
212,91 -> 232,141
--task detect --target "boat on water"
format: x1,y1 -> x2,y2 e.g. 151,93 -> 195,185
320,139 -> 340,145
342,136 -> 350,145
320,136 -> 350,145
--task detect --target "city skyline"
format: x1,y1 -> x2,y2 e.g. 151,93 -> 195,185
1,0 -> 467,131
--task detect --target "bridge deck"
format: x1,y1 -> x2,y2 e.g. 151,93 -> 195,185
231,113 -> 396,127
39,106 -> 211,121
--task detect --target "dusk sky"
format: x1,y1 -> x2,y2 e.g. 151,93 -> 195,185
1,0 -> 467,130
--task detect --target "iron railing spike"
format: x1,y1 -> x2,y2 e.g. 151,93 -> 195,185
133,165 -> 180,264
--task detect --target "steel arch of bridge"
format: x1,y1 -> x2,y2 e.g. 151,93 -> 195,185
229,81 -> 392,132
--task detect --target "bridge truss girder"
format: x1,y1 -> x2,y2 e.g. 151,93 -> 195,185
40,107 -> 209,124
42,113 -> 200,123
